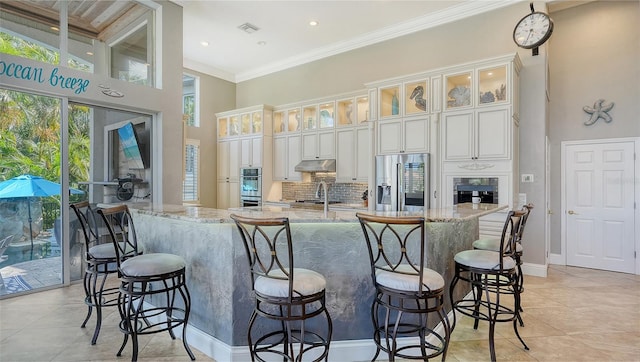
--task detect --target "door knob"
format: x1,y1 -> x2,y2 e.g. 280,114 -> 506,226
567,210 -> 578,215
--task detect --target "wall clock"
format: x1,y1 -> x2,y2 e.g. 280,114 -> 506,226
513,3 -> 554,53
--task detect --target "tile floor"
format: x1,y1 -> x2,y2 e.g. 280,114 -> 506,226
0,265 -> 639,361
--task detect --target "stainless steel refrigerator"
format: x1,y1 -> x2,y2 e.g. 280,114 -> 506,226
375,153 -> 429,212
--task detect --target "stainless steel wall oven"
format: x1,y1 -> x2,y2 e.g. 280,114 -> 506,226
240,168 -> 262,207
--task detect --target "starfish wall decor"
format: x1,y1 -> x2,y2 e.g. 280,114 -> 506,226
583,99 -> 614,126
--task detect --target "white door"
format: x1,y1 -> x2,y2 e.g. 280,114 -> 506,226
564,141 -> 635,273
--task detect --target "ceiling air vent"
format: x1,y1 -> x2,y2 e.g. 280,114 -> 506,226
237,22 -> 260,34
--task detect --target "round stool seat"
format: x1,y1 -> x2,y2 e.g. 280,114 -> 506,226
255,268 -> 326,297
88,242 -> 137,260
473,238 -> 523,253
454,249 -> 517,270
376,264 -> 445,292
120,253 -> 186,278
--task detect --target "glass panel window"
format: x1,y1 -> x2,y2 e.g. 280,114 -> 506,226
183,140 -> 200,202
0,10 -> 60,66
111,24 -> 151,86
182,74 -> 199,127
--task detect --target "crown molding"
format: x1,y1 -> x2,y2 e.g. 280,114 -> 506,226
184,0 -> 517,83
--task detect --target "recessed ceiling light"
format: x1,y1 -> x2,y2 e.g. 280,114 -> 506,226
309,20 -> 319,26
257,41 -> 266,46
201,41 -> 209,47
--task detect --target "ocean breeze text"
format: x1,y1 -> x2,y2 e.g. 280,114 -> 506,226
1,61 -> 89,95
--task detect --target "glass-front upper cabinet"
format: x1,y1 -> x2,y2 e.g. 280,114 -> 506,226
380,85 -> 401,118
302,105 -> 317,131
335,95 -> 369,127
478,65 -> 507,105
229,115 -> 240,136
404,80 -> 428,115
337,98 -> 354,127
288,108 -> 301,132
240,110 -> 263,135
218,116 -> 228,138
356,96 -> 369,124
252,111 -> 262,133
274,111 -> 285,134
241,113 -> 251,134
319,102 -> 334,129
445,72 -> 472,110
274,108 -> 301,134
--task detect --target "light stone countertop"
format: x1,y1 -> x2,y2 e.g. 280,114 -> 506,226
122,202 -> 507,223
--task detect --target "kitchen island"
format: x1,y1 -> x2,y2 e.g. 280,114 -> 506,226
128,203 -> 505,361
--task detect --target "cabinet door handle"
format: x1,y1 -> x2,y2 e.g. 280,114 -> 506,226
567,210 -> 578,215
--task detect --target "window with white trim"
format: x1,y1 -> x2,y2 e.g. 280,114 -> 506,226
182,139 -> 200,202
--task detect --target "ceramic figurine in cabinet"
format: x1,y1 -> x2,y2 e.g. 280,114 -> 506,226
410,85 -> 427,111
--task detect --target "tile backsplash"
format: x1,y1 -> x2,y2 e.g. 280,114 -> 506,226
282,173 -> 368,204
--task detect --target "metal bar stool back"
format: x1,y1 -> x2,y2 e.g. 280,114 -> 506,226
71,201 -> 130,345
230,214 -> 332,362
471,204 -> 533,326
450,209 -> 528,362
98,205 -> 195,362
356,213 -> 450,361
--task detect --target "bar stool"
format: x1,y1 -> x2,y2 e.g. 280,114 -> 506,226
230,214 -> 332,362
472,204 -> 533,325
71,201 -> 138,345
449,209 -> 528,362
98,205 -> 195,362
356,213 -> 450,361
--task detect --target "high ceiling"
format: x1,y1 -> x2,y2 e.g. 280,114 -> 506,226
181,1 -> 514,82
1,0 -> 586,83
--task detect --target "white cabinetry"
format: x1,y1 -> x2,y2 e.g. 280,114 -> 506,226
377,116 -> 429,155
336,126 -> 370,182
216,105 -> 273,209
217,139 -> 240,209
301,101 -> 335,160
240,137 -> 263,168
443,106 -> 510,161
302,131 -> 335,160
273,135 -> 302,181
439,53 -> 522,211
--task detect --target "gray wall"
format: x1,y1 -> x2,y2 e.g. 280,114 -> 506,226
231,1 -> 550,267
191,1 -> 639,268
1,1 -> 186,206
548,1 -> 640,254
235,4 -> 531,108
184,69 -> 236,207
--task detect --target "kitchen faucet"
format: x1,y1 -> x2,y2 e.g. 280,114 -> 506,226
315,181 -> 328,216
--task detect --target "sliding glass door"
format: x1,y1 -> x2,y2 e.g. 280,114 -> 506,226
0,88 -> 66,295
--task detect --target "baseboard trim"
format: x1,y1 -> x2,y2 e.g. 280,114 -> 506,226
177,315 -> 453,361
521,262 -> 547,277
549,253 -> 564,266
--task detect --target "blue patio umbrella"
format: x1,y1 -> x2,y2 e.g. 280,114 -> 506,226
0,174 -> 84,259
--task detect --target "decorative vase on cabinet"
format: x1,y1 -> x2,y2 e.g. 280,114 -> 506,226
391,91 -> 399,115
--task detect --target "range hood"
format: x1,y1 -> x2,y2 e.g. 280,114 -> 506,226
294,159 -> 336,173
